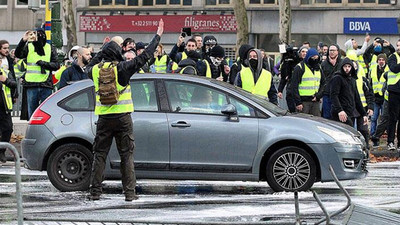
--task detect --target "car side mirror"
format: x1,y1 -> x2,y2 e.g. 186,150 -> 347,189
221,104 -> 239,122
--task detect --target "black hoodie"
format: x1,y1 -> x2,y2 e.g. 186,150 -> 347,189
330,57 -> 366,118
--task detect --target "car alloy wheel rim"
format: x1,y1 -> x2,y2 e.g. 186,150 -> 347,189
273,152 -> 310,190
57,152 -> 89,184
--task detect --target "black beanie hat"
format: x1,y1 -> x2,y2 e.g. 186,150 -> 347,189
238,44 -> 254,61
203,35 -> 217,45
136,42 -> 146,50
210,45 -> 225,58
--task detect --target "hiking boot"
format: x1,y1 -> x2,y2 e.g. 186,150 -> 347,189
387,142 -> 396,151
125,194 -> 139,202
0,152 -> 6,163
87,194 -> 100,201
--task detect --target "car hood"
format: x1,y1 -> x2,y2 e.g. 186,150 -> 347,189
287,113 -> 361,137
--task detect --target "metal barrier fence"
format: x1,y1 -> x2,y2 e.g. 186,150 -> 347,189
0,142 -> 23,225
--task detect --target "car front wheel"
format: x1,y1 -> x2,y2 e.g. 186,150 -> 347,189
266,146 -> 316,192
47,143 -> 92,192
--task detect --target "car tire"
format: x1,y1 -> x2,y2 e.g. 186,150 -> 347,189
266,146 -> 316,192
47,143 -> 92,192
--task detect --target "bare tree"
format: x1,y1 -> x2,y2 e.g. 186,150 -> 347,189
279,0 -> 291,45
62,0 -> 77,50
233,0 -> 249,56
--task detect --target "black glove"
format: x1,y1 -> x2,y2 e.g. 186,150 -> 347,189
36,60 -> 45,66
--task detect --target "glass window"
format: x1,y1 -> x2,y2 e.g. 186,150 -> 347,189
264,0 -> 275,3
229,97 -> 253,117
59,88 -> 94,111
156,0 -> 167,3
219,0 -> 230,3
364,0 -> 375,2
206,0 -> 216,5
300,0 -> 312,4
183,0 -> 192,4
330,0 -> 342,3
0,0 -> 6,5
128,0 -> 138,5
131,81 -> 158,111
315,0 -> 327,3
348,0 -> 360,3
378,0 -> 390,3
250,0 -> 261,3
143,0 -> 153,5
115,0 -> 125,5
17,0 -> 27,5
166,81 -> 227,115
89,0 -> 100,6
170,0 -> 180,4
102,0 -> 112,5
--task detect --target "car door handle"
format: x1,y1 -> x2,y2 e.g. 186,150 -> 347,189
171,121 -> 191,128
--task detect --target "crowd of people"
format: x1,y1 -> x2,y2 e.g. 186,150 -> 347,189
1,23 -> 400,198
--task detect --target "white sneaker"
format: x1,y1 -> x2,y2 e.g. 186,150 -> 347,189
387,142 -> 396,151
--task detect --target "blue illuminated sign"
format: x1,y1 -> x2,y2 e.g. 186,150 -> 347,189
344,18 -> 398,34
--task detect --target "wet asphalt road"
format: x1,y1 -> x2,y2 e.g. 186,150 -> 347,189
0,161 -> 399,225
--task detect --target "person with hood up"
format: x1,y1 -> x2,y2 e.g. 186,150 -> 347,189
229,44 -> 254,85
203,45 -> 228,81
234,49 -> 278,105
291,48 -> 325,116
321,44 -> 342,119
330,57 -> 367,126
201,35 -> 217,59
86,19 -> 164,202
344,34 -> 370,74
15,28 -> 60,119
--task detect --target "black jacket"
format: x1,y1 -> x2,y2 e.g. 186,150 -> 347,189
291,61 -> 325,106
330,58 -> 366,118
59,62 -> 89,89
321,57 -> 342,96
14,39 -> 59,89
387,52 -> 400,94
363,43 -> 395,65
0,69 -> 18,112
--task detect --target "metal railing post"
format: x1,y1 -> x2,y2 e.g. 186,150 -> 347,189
0,142 -> 23,225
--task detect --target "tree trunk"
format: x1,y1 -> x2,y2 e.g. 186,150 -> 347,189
62,0 -> 77,50
233,0 -> 249,57
279,0 -> 291,45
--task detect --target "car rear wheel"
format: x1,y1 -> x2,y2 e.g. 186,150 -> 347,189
266,146 -> 316,192
47,143 -> 92,192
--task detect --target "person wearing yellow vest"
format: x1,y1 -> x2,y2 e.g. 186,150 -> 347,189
369,53 -> 389,137
203,45 -> 228,81
330,57 -> 367,127
234,49 -> 278,105
291,48 -> 324,116
86,19 -> 163,202
386,39 -> 400,151
344,34 -> 370,74
150,44 -> 170,73
0,68 -> 17,163
14,29 -> 60,119
169,37 -> 198,71
363,37 -> 394,73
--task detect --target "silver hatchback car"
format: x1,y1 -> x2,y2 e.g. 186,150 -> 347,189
22,74 -> 368,192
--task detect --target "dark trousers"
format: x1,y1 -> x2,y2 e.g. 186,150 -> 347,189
372,100 -> 389,139
300,101 -> 321,116
90,113 -> 136,196
331,111 -> 354,127
286,89 -> 296,113
354,115 -> 369,148
0,109 -> 13,155
387,92 -> 400,144
322,95 -> 332,119
26,87 -> 52,119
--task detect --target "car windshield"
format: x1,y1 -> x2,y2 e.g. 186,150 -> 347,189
211,80 -> 289,116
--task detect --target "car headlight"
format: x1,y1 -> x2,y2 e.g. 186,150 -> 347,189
317,126 -> 361,145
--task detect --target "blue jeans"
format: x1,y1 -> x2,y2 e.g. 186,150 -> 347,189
322,95 -> 332,119
27,87 -> 53,119
370,102 -> 383,136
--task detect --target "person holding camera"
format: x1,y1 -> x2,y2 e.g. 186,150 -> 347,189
291,48 -> 325,116
364,37 -> 395,74
170,37 -> 206,76
15,28 -> 60,119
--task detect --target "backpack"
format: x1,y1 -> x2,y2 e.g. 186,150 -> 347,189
97,61 -> 123,105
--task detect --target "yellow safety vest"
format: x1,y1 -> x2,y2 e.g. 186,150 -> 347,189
387,52 -> 400,86
203,60 -> 212,78
26,43 -> 51,83
154,55 -> 168,73
384,89 -> 389,101
358,55 -> 368,75
298,63 -> 321,97
371,65 -> 388,96
54,65 -> 68,82
356,71 -> 367,107
368,55 -> 378,73
240,67 -> 272,97
13,59 -> 26,78
1,68 -> 13,110
92,62 -> 134,115
181,52 -> 187,61
171,61 -> 179,72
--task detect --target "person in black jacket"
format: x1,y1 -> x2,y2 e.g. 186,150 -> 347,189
363,37 -> 395,69
229,44 -> 254,85
59,47 -> 92,89
330,57 -> 367,126
86,20 -> 163,201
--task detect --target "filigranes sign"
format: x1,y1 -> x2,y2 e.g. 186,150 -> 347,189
80,15 -> 237,33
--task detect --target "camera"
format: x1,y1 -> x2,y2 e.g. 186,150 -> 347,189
282,46 -> 299,63
181,27 -> 191,38
27,31 -> 37,42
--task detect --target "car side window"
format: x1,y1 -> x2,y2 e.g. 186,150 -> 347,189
59,87 -> 93,111
131,80 -> 158,111
228,97 -> 254,117
165,81 -> 227,115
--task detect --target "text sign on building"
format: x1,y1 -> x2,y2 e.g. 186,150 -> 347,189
80,15 -> 237,33
344,18 -> 398,34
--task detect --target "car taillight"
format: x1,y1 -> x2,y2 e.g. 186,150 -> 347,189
29,109 -> 51,125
